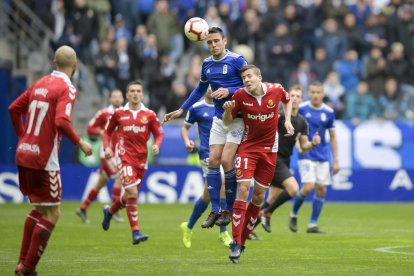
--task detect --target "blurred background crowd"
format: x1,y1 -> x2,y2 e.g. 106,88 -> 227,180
5,0 -> 414,123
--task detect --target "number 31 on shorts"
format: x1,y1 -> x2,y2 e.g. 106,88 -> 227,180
235,156 -> 248,169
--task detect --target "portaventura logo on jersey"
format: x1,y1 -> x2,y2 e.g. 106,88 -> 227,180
247,112 -> 274,122
123,125 -> 146,133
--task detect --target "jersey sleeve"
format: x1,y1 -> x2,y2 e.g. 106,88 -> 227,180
87,111 -> 106,137
103,111 -> 118,149
180,81 -> 209,111
56,85 -> 77,122
184,106 -> 196,125
327,111 -> 335,130
8,88 -> 31,137
279,84 -> 290,104
230,90 -> 242,119
150,113 -> 164,147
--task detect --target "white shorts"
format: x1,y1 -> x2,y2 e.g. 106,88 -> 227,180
298,160 -> 332,186
200,157 -> 224,178
209,117 -> 244,146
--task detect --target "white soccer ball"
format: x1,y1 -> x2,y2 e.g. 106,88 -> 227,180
184,17 -> 209,41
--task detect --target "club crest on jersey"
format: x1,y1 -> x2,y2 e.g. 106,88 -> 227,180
223,64 -> 227,74
267,99 -> 275,108
235,169 -> 243,178
141,115 -> 148,124
320,112 -> 327,122
124,176 -> 131,184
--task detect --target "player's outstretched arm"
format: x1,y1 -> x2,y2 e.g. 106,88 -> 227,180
222,100 -> 235,125
79,139 -> 93,156
164,109 -> 184,123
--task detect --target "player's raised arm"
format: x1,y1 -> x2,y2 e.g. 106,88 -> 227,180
222,100 -> 235,125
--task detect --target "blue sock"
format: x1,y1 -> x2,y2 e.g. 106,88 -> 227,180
207,167 -> 221,213
219,198 -> 227,233
187,197 -> 209,229
291,192 -> 306,217
310,195 -> 325,226
224,168 -> 237,212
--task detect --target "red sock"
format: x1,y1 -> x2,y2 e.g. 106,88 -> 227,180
24,218 -> 55,271
241,202 -> 261,246
80,189 -> 98,210
18,210 -> 42,263
109,196 -> 125,214
232,200 -> 247,244
111,186 -> 122,204
125,197 -> 139,232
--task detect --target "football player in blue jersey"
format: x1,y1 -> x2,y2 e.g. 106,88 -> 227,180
164,27 -> 247,228
180,88 -> 232,248
289,82 -> 340,233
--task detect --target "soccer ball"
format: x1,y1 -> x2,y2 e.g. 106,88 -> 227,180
184,17 -> 209,41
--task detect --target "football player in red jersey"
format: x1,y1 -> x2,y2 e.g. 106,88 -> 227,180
101,80 -> 164,244
222,64 -> 294,264
76,89 -> 125,223
8,45 -> 93,275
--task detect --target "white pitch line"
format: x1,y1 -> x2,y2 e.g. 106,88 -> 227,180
373,245 -> 414,255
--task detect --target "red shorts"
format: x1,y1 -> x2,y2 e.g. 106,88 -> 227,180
235,152 -> 277,188
99,157 -> 119,177
118,163 -> 146,189
18,166 -> 62,205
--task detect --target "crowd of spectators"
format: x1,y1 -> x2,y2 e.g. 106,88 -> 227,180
25,0 -> 414,122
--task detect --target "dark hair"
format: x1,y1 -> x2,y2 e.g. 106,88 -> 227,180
240,64 -> 261,76
109,89 -> 123,98
208,27 -> 224,38
289,84 -> 303,97
126,80 -> 143,92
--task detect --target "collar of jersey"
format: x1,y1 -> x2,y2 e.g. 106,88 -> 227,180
212,49 -> 229,62
51,70 -> 72,84
124,102 -> 146,111
244,83 -> 267,98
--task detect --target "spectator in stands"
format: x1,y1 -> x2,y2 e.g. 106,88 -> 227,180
185,54 -> 202,92
114,14 -> 132,43
319,18 -> 347,63
387,42 -> 412,86
282,3 -> 302,61
51,0 -> 66,44
136,0 -> 155,24
365,47 -> 387,98
323,71 -> 345,119
146,0 -> 181,63
205,6 -> 229,36
348,0 -> 373,28
94,40 -> 117,98
335,49 -> 364,92
129,25 -> 148,80
266,23 -> 296,86
311,47 -> 332,82
55,22 -> 81,53
290,60 -> 317,98
323,0 -> 348,22
345,80 -> 379,125
378,77 -> 405,120
260,0 -> 284,36
70,0 -> 99,64
115,38 -> 132,93
109,0 -> 139,32
357,14 -> 387,62
342,12 -> 360,52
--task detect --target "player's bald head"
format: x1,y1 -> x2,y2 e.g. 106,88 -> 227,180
54,46 -> 77,70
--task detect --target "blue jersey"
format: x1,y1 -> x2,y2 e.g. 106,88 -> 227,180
184,100 -> 215,160
298,101 -> 335,162
181,50 -> 247,119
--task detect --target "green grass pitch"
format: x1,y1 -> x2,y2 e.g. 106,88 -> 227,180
0,202 -> 413,275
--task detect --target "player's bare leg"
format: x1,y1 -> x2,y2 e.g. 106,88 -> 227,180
77,171 -> 108,223
201,144 -> 224,228
215,142 -> 238,227
16,205 -> 60,274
